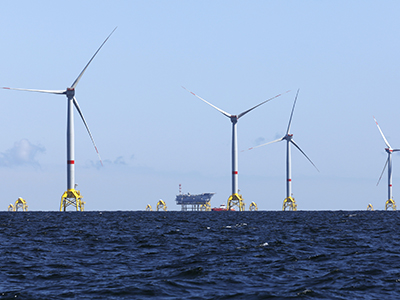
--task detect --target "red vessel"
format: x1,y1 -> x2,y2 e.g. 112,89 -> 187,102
212,204 -> 235,211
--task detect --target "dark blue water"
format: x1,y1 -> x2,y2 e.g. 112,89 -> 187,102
1,211 -> 399,299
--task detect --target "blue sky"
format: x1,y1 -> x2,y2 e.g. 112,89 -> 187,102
1,1 -> 400,211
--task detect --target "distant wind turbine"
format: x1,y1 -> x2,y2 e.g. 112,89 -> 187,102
3,27 -> 117,211
374,116 -> 399,210
182,86 -> 289,210
244,89 -> 318,211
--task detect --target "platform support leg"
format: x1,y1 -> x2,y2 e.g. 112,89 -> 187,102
282,196 -> 297,211
385,199 -> 396,211
227,193 -> 245,211
60,189 -> 85,211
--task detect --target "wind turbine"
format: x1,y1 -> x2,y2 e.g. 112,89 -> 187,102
3,28 -> 116,211
182,86 -> 289,211
244,89 -> 318,211
374,116 -> 399,210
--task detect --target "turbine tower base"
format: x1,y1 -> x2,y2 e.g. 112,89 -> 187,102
60,189 -> 85,211
385,199 -> 396,211
282,197 -> 297,211
227,193 -> 245,211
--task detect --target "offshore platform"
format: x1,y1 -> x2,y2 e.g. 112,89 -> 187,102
175,184 -> 215,211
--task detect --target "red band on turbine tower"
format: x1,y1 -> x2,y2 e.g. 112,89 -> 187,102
68,160 -> 75,164
288,179 -> 292,182
233,171 -> 238,175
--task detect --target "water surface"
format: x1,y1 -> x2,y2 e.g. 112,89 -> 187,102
1,211 -> 399,299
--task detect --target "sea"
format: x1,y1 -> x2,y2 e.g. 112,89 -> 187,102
0,211 -> 399,299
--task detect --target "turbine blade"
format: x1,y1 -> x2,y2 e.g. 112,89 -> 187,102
241,137 -> 284,152
377,157 -> 389,186
392,149 -> 400,152
237,90 -> 290,119
291,139 -> 319,172
73,97 -> 103,166
71,27 -> 117,89
3,87 -> 66,95
286,89 -> 300,135
373,116 -> 392,149
182,86 -> 232,118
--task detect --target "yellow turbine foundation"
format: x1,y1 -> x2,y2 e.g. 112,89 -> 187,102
60,189 -> 85,211
200,201 -> 211,211
282,196 -> 297,211
227,193 -> 245,211
146,204 -> 153,211
249,201 -> 258,211
367,203 -> 374,211
385,199 -> 396,211
8,197 -> 28,212
156,199 -> 167,211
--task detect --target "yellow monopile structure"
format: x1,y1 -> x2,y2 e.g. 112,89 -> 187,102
249,201 -> 258,211
146,204 -> 153,211
60,189 -> 85,211
227,193 -> 245,211
156,199 -> 167,211
8,198 -> 28,212
385,199 -> 396,211
200,201 -> 211,211
282,197 -> 297,211
367,203 -> 374,211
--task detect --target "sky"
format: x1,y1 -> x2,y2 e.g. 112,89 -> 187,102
1,1 -> 400,211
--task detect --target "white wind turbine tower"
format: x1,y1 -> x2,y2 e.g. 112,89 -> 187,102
244,89 -> 318,211
374,116 -> 399,210
3,28 -> 116,211
182,86 -> 289,211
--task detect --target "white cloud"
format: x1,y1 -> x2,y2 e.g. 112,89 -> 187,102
86,154 -> 135,169
0,139 -> 45,168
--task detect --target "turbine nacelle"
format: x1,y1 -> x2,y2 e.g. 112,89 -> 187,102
385,148 -> 393,154
66,88 -> 75,99
230,115 -> 238,123
285,133 -> 293,141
